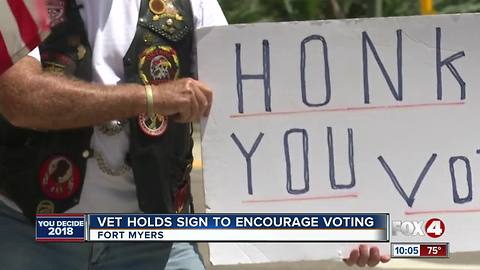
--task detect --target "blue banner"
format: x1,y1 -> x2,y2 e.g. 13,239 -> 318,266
88,213 -> 388,230
36,214 -> 86,242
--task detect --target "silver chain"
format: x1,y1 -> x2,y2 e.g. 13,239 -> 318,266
94,150 -> 131,176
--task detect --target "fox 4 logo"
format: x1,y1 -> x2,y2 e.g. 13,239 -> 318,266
392,218 -> 445,238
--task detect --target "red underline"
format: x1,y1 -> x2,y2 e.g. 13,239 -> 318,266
230,101 -> 465,118
242,193 -> 358,203
404,208 -> 480,215
36,239 -> 85,242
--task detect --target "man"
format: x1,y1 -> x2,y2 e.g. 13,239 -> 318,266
0,0 -> 388,268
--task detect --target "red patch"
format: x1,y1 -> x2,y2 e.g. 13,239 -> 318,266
39,155 -> 80,200
138,113 -> 168,137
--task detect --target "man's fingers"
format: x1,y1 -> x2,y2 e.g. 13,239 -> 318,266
357,244 -> 369,267
367,246 -> 381,267
194,80 -> 213,116
192,86 -> 209,117
189,86 -> 200,122
380,255 -> 391,263
343,245 -> 391,268
157,78 -> 213,122
343,249 -> 359,266
203,88 -> 212,116
194,79 -> 211,93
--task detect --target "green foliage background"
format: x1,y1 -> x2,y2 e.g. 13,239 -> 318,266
218,0 -> 480,23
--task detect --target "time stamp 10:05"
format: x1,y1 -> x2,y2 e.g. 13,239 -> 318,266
391,243 -> 449,258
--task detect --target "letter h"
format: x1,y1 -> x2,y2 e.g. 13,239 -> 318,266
235,40 -> 271,113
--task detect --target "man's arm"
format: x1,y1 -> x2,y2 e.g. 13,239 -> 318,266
0,56 -> 211,130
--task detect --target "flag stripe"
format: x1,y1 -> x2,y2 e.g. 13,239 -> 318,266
0,32 -> 14,75
7,0 -> 41,50
0,1 -> 27,60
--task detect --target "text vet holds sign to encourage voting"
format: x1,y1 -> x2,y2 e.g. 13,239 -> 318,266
197,13 -> 480,265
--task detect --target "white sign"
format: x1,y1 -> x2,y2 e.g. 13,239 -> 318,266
197,14 -> 480,265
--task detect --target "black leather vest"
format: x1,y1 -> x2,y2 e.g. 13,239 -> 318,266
0,0 -> 194,223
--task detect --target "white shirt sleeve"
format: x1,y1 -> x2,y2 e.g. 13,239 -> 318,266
190,0 -> 228,28
28,47 -> 41,61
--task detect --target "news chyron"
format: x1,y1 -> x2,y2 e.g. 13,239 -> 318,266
391,218 -> 449,258
35,213 -> 450,258
36,213 -> 388,242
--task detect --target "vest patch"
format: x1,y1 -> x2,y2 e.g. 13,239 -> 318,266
138,113 -> 168,137
39,155 -> 81,200
139,45 -> 180,85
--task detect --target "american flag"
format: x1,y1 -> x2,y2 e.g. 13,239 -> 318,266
0,0 -> 50,75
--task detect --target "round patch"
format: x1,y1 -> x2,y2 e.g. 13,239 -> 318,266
39,156 -> 80,200
36,200 -> 55,214
149,0 -> 166,15
139,46 -> 179,85
138,113 -> 168,136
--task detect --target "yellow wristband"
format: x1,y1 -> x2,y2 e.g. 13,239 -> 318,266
144,84 -> 155,119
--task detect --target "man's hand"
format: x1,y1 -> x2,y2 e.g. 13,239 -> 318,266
153,78 -> 213,123
343,245 -> 390,267
0,57 -> 213,130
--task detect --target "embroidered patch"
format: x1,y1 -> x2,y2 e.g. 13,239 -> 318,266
138,113 -> 168,137
46,0 -> 66,27
139,46 -> 179,85
39,156 -> 80,200
36,200 -> 55,214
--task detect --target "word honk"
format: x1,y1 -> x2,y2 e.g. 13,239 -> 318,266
230,26 -> 473,208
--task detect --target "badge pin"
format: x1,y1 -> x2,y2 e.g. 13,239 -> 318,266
39,155 -> 81,200
138,113 -> 168,136
148,0 -> 183,21
77,45 -> 86,60
149,0 -> 166,17
36,200 -> 55,214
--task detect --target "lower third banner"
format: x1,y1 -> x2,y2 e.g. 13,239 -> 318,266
36,213 -> 389,242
